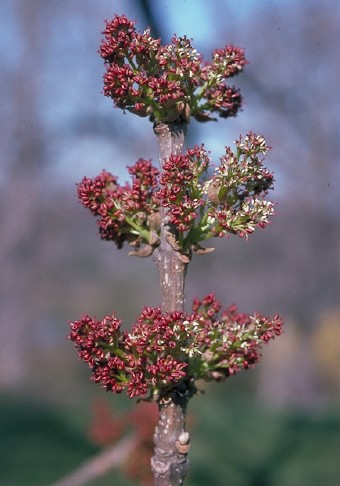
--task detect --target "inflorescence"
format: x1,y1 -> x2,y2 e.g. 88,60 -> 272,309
77,133 -> 275,255
99,14 -> 247,123
70,14 -> 283,403
69,293 -> 283,399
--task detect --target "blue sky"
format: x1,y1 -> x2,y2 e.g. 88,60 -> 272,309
2,0 -> 338,199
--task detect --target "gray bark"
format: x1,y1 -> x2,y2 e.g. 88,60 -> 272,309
151,121 -> 193,486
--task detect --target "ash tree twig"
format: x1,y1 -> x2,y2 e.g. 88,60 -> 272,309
68,14 -> 284,486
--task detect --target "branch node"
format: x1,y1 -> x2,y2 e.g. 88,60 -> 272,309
175,440 -> 190,454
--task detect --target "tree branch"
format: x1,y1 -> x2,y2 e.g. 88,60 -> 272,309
151,121 -> 193,486
153,121 -> 188,314
48,434 -> 136,486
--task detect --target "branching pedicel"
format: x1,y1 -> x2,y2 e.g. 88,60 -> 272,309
69,14 -> 283,486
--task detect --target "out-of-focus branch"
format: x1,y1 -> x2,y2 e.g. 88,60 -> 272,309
49,434 -> 136,486
138,0 -> 162,38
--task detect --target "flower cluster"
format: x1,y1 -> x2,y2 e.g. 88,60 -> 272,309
69,294 -> 283,399
77,133 -> 274,253
100,14 -> 247,122
156,145 -> 210,234
189,294 -> 283,381
77,159 -> 160,253
69,308 -> 188,398
159,133 -> 274,248
205,132 -> 275,239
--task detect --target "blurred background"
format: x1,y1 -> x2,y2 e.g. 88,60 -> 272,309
1,0 -> 340,484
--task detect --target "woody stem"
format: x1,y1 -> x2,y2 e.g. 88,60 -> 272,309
151,121 -> 192,486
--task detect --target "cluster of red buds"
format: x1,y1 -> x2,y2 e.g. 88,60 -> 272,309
76,133 -> 274,255
76,160 -> 161,254
204,132 -> 275,239
69,293 -> 283,400
99,14 -> 247,123
189,294 -> 283,381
